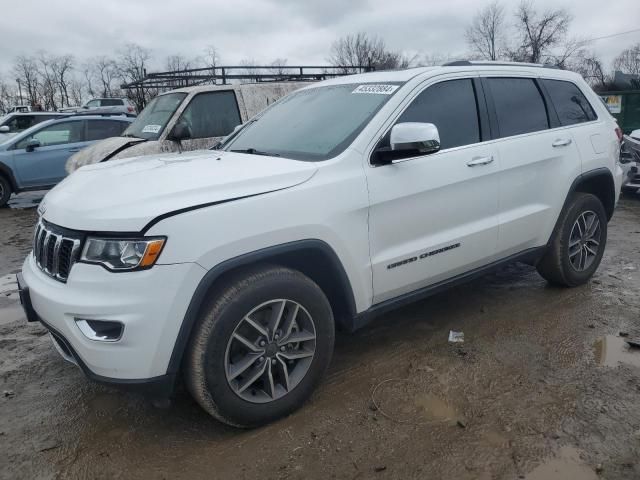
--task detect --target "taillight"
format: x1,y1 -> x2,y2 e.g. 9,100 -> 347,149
127,106 -> 134,113
615,127 -> 623,142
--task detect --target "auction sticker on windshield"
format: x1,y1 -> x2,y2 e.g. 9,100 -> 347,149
352,84 -> 399,95
142,124 -> 162,134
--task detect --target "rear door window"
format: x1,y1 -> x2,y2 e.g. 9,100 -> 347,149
487,78 -> 549,137
6,115 -> 35,132
542,79 -> 597,126
86,120 -> 128,141
397,79 -> 481,150
178,91 -> 241,139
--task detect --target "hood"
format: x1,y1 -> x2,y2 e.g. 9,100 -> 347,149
42,150 -> 318,232
66,136 -> 146,173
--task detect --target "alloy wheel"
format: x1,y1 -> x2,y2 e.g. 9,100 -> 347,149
568,210 -> 601,272
224,299 -> 317,403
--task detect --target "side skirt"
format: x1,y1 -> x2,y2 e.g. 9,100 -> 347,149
350,246 -> 546,331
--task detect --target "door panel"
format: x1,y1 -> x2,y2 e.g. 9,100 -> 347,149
483,76 -> 582,255
366,77 -> 499,304
13,142 -> 89,186
12,120 -> 87,187
494,131 -> 580,255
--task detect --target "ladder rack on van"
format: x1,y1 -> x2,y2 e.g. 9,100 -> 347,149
121,65 -> 373,92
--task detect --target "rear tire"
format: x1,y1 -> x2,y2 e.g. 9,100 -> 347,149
536,193 -> 607,286
185,265 -> 335,428
0,176 -> 11,208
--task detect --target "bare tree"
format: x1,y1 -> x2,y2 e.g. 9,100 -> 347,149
269,58 -> 288,76
570,51 -> 610,89
36,51 -> 59,110
466,1 -> 506,61
203,45 -> 220,70
510,1 -> 571,64
116,43 -> 152,110
13,55 -> 40,106
89,56 -> 119,98
613,43 -> 640,76
165,54 -> 194,72
329,33 -> 411,72
52,54 -> 74,107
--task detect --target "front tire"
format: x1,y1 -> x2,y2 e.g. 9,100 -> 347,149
185,265 -> 335,428
0,176 -> 11,208
536,193 -> 607,286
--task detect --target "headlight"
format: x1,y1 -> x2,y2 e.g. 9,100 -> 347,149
81,237 -> 166,271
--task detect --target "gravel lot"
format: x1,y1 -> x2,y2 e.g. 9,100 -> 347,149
1,191 -> 640,480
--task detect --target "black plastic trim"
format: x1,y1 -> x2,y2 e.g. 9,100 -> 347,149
472,77 -> 492,142
166,239 -> 357,374
352,246 -> 547,330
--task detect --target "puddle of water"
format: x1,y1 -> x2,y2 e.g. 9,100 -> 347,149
372,379 -> 459,424
524,446 -> 598,480
594,335 -> 640,368
7,191 -> 46,210
414,393 -> 457,422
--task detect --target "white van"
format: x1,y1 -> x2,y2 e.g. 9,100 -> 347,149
66,82 -> 307,172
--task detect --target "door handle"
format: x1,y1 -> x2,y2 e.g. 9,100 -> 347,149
552,138 -> 572,147
68,148 -> 80,153
466,156 -> 494,167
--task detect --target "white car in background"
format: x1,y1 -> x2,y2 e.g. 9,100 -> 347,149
65,82 -> 307,172
60,98 -> 137,117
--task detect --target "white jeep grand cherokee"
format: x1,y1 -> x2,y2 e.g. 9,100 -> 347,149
18,62 -> 623,427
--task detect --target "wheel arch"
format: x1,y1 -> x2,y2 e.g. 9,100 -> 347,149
571,167 -> 616,221
166,239 -> 358,376
0,161 -> 18,193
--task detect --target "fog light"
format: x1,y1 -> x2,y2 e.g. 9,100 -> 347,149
75,319 -> 124,342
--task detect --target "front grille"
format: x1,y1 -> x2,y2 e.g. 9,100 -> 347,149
33,221 -> 82,283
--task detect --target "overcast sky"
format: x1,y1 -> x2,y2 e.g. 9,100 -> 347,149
0,0 -> 638,73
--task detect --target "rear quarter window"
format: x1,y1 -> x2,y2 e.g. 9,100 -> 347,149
541,79 -> 597,126
86,120 -> 129,141
487,77 -> 549,138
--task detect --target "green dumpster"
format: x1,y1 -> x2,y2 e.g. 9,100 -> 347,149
599,91 -> 640,134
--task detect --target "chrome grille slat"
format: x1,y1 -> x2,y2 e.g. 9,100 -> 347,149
32,221 -> 82,283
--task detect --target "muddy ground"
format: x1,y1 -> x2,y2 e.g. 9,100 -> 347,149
1,191 -> 640,480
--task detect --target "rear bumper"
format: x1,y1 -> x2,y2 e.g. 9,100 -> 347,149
19,254 -> 206,393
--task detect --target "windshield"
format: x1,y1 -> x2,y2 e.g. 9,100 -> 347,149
122,92 -> 187,140
222,83 -> 402,161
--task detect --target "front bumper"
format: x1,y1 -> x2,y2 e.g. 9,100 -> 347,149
20,253 -> 206,391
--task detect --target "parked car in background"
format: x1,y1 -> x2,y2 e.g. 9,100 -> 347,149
66,82 -> 308,172
19,63 -> 622,427
621,129 -> 640,193
0,112 -> 70,138
0,115 -> 132,207
60,98 -> 136,116
5,105 -> 32,114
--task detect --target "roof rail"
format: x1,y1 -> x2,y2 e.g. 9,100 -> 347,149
442,60 -> 559,69
66,111 -> 136,118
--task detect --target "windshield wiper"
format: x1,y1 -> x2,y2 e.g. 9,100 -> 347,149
230,148 -> 280,157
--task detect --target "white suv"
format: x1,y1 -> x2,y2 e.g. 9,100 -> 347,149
17,62 -> 623,428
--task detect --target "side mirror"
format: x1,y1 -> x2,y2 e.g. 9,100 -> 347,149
372,122 -> 441,165
0,126 -> 9,133
630,129 -> 640,141
391,122 -> 440,153
25,138 -> 41,152
168,121 -> 192,142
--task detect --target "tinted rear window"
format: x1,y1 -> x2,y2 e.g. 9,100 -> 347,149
101,99 -> 124,106
397,79 -> 480,150
488,78 -> 549,137
542,79 -> 597,126
86,120 -> 128,141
